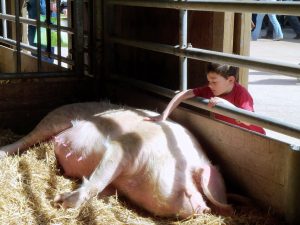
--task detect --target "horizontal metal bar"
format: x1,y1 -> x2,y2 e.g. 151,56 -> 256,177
108,0 -> 300,16
185,47 -> 300,78
109,36 -> 300,78
0,36 -> 74,66
0,13 -> 73,34
109,75 -> 300,140
0,71 -> 75,79
1,0 -> 7,38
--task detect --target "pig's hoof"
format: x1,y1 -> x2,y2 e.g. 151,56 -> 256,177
54,190 -> 87,209
195,206 -> 211,214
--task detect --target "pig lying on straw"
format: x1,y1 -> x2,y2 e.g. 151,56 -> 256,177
0,101 -> 232,218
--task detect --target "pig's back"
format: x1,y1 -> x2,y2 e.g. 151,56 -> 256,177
113,119 -> 209,216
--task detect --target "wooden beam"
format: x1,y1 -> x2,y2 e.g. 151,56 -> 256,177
212,12 -> 234,53
233,13 -> 252,88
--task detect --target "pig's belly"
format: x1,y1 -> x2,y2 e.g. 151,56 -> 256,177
54,147 -> 101,178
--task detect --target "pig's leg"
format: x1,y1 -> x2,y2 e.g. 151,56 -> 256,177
54,140 -> 125,208
0,121 -> 72,157
177,188 -> 211,218
199,165 -> 233,216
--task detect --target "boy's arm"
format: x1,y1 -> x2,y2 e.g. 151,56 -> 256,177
145,89 -> 195,122
208,97 -> 251,126
208,97 -> 235,108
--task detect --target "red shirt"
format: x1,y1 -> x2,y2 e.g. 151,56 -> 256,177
193,83 -> 265,134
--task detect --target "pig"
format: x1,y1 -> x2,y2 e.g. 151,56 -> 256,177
0,101 -> 233,218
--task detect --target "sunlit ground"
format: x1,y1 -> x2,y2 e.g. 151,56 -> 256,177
249,28 -> 300,145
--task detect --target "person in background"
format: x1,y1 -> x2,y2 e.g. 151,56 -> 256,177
263,0 -> 300,39
251,0 -> 283,41
50,0 -> 68,17
26,0 -> 46,47
251,14 -> 257,31
26,0 -> 54,63
145,62 -> 266,135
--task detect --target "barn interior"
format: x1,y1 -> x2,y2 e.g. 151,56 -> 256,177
0,0 -> 300,224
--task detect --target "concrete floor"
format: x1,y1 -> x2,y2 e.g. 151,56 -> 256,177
249,28 -> 300,145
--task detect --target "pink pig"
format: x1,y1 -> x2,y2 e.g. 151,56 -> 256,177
0,102 -> 232,218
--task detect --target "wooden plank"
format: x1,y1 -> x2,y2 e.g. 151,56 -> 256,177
0,47 -> 15,72
0,77 -> 95,132
233,13 -> 252,88
0,46 -> 61,73
212,12 -> 234,53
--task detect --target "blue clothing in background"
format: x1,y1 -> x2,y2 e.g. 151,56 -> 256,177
251,13 -> 283,41
27,0 -> 54,63
284,0 -> 300,36
27,0 -> 46,46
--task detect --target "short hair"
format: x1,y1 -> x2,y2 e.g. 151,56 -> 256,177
207,62 -> 239,82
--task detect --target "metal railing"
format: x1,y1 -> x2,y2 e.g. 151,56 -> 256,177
0,0 -> 85,76
111,75 -> 300,140
108,0 -> 300,16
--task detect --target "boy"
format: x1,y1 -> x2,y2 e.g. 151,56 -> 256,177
146,62 -> 265,135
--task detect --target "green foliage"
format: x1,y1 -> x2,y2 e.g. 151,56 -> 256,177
34,15 -> 68,47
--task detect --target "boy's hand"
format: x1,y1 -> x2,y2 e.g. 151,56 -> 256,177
208,97 -> 235,108
208,97 -> 222,108
144,114 -> 165,122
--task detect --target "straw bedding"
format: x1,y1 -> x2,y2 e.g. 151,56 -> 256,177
0,129 -> 286,225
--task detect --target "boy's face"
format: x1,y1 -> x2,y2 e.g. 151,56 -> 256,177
207,72 -> 235,96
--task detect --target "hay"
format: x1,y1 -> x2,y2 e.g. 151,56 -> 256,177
0,130 -> 286,225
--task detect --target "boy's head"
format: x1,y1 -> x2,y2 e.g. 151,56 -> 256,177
206,63 -> 239,96
207,62 -> 239,81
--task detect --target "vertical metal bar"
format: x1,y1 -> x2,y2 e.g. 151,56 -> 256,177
88,0 -> 94,74
179,9 -> 188,90
14,0 -> 21,72
103,0 -> 114,80
36,0 -> 42,71
1,0 -> 7,38
56,0 -> 62,67
45,0 -> 51,58
103,0 -> 108,79
285,144 -> 300,224
73,0 -> 84,75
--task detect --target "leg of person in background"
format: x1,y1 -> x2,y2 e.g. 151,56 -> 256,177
27,0 -> 39,46
282,0 -> 300,39
286,15 -> 300,39
251,14 -> 257,31
27,0 -> 54,63
251,13 -> 265,41
28,25 -> 36,46
267,14 -> 283,41
262,18 -> 273,39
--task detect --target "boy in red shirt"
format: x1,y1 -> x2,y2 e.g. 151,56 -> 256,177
146,62 -> 265,135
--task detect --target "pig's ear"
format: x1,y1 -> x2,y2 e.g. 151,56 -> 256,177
200,165 -> 233,214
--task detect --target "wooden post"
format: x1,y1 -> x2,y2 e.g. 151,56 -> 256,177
233,12 -> 252,88
212,11 -> 251,88
212,12 -> 234,54
285,144 -> 300,224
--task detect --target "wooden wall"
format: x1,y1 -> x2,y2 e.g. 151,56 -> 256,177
0,77 -> 96,133
0,46 -> 61,73
108,6 -> 249,90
